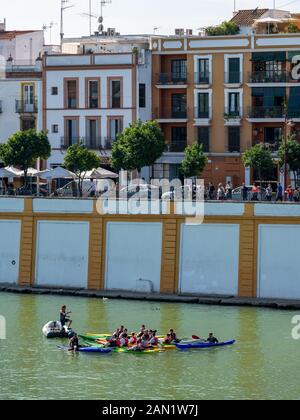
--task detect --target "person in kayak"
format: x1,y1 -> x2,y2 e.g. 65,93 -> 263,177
129,338 -> 146,351
69,333 -> 79,351
60,305 -> 72,329
119,332 -> 129,347
163,333 -> 172,344
169,329 -> 179,343
148,331 -> 158,346
129,332 -> 137,345
137,324 -> 146,338
206,333 -> 219,344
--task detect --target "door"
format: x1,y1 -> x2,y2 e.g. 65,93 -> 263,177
23,84 -> 34,112
0,221 -> 21,284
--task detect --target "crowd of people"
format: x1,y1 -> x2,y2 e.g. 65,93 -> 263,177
206,181 -> 300,202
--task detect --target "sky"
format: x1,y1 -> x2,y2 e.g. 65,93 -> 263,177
2,0 -> 300,44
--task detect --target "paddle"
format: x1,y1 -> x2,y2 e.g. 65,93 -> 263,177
192,335 -> 200,340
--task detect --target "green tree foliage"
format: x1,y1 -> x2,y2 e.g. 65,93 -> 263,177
278,135 -> 300,186
110,120 -> 166,173
286,23 -> 300,33
64,143 -> 101,197
0,130 -> 51,186
242,144 -> 274,186
180,143 -> 208,178
205,21 -> 240,36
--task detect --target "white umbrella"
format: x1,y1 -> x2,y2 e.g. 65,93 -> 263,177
5,166 -> 23,176
36,167 -> 76,180
83,167 -> 118,179
254,17 -> 282,24
0,167 -> 17,178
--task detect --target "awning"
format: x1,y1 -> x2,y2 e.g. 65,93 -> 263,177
83,167 -> 119,179
36,167 -> 76,180
252,52 -> 286,62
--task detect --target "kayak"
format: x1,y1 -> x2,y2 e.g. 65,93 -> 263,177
57,345 -> 113,354
175,340 -> 236,350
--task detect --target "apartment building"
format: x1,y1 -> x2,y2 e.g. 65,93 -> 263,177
151,9 -> 300,187
43,37 -> 152,171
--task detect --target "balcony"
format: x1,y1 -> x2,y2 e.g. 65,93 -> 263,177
248,71 -> 300,85
103,137 -> 117,150
224,108 -> 242,126
247,106 -> 285,121
224,72 -> 242,86
194,72 -> 211,86
194,107 -> 211,126
167,140 -> 187,152
15,99 -> 38,114
60,137 -> 102,150
155,73 -> 188,87
154,107 -> 188,123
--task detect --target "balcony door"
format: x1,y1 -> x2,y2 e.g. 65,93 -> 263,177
197,92 -> 209,118
65,118 -> 78,147
22,84 -> 34,113
198,59 -> 210,84
171,60 -> 187,83
172,94 -> 187,118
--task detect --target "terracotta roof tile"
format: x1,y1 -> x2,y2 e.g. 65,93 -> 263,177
0,30 -> 39,40
230,9 -> 269,27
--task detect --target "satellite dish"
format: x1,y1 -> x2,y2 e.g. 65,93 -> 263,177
98,16 -> 103,23
98,24 -> 104,32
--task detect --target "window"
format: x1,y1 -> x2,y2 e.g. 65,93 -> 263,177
21,117 -> 35,131
171,127 -> 187,152
65,118 -> 78,147
228,57 -> 240,84
139,84 -> 146,108
264,127 -> 282,146
111,80 -> 121,108
65,80 -> 77,109
171,93 -> 187,118
198,59 -> 210,84
228,92 -> 240,116
198,127 -> 210,152
51,87 -> 58,95
86,119 -> 100,148
197,92 -> 209,118
88,80 -> 99,109
22,84 -> 35,112
228,127 -> 240,152
52,124 -> 59,133
109,118 -> 122,141
171,59 -> 187,83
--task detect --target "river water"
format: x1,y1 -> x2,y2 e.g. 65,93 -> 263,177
0,292 -> 299,400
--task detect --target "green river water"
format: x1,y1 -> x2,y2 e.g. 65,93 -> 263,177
0,292 -> 299,400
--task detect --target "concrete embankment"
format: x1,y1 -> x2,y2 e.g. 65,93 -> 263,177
1,284 -> 300,310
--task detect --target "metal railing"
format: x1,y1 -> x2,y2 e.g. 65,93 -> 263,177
60,137 -> 101,150
247,106 -> 285,119
167,140 -> 187,152
248,71 -> 299,84
194,107 -> 211,119
224,72 -> 242,84
103,137 -> 117,149
224,107 -> 241,119
194,72 -> 211,85
15,99 -> 38,113
154,107 -> 188,119
156,73 -> 188,85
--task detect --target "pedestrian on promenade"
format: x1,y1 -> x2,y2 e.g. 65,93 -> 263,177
208,182 -> 215,200
242,183 -> 248,201
251,184 -> 259,201
293,187 -> 300,202
276,183 -> 283,202
217,183 -> 225,200
225,181 -> 232,200
285,185 -> 294,202
266,184 -> 273,202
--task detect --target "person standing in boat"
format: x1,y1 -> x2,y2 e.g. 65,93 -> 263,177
60,305 -> 72,329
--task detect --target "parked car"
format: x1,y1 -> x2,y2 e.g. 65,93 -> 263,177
119,183 -> 160,199
232,185 -> 266,201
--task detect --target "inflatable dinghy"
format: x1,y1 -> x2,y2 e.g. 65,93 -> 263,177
42,321 -> 73,339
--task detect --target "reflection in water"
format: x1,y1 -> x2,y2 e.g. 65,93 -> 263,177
0,293 -> 299,400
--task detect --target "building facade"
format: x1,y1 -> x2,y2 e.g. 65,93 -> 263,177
151,13 -> 300,187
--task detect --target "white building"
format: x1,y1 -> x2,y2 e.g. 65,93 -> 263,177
0,19 -> 44,64
0,59 -> 43,144
44,35 -> 153,174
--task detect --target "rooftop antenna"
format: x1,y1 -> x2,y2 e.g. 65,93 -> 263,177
98,0 -> 112,34
60,0 -> 74,46
43,22 -> 57,44
80,1 -> 98,36
234,0 -> 237,13
153,27 -> 161,34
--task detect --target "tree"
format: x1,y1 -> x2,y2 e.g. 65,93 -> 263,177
110,120 -> 166,174
286,22 -> 300,33
0,130 -> 51,187
180,143 -> 208,178
205,21 -> 240,36
64,143 -> 101,197
278,135 -> 300,186
242,144 -> 274,188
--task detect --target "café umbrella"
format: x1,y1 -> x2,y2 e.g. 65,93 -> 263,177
83,167 -> 118,179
